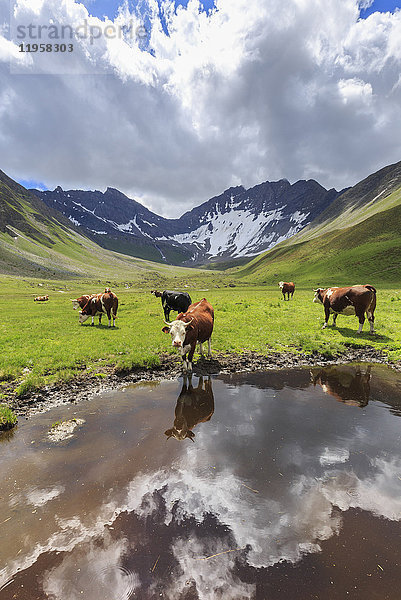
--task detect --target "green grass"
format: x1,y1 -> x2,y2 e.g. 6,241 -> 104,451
0,404 -> 18,430
235,202 -> 401,285
1,279 -> 401,398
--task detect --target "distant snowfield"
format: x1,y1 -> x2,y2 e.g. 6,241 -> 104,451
158,204 -> 310,257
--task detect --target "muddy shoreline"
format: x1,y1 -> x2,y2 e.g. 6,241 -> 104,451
5,347 -> 400,419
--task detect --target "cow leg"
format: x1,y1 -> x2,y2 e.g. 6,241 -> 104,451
91,316 -> 95,326
199,342 -> 204,356
356,310 -> 365,333
322,307 -> 330,329
332,313 -> 338,327
99,314 -> 102,325
187,345 -> 196,372
164,306 -> 170,321
207,338 -> 212,358
367,311 -> 375,334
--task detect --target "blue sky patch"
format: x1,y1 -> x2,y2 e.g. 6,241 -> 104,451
19,179 -> 49,191
360,0 -> 400,18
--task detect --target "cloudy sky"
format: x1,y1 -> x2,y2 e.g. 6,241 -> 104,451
0,0 -> 400,217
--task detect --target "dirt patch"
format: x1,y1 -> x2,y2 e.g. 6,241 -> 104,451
6,348 -> 400,418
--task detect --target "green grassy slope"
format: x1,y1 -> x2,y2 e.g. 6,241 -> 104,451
235,201 -> 401,285
291,160 -> 401,243
234,162 -> 401,285
0,170 -> 226,282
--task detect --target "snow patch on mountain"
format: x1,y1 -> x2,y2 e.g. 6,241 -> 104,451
159,206 -> 310,257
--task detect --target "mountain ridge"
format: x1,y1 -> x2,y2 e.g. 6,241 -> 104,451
32,177 -> 341,265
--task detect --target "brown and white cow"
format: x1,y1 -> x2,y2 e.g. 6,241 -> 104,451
165,375 -> 214,441
162,298 -> 214,372
34,295 -> 49,301
79,290 -> 118,327
279,281 -> 295,300
313,285 -> 376,333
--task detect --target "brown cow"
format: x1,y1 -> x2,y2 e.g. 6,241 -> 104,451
165,375 -> 214,441
279,281 -> 295,300
162,298 -> 214,372
313,284 -> 376,333
79,290 -> 118,327
34,295 -> 49,301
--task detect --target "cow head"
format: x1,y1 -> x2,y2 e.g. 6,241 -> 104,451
313,288 -> 325,303
165,425 -> 195,442
278,281 -> 284,289
71,299 -> 80,310
78,310 -> 89,324
162,318 -> 193,348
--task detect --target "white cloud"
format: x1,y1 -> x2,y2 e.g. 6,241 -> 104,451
0,0 -> 400,216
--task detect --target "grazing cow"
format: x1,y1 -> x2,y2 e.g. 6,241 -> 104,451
279,281 -> 295,300
79,290 -> 118,327
165,375 -> 214,441
162,298 -> 214,372
34,295 -> 49,301
151,289 -> 192,321
313,284 -> 376,333
311,365 -> 371,408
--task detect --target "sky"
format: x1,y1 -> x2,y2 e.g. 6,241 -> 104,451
1,0 -> 401,217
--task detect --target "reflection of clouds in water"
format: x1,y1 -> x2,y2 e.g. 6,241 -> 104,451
164,537 -> 255,600
5,445 -> 401,598
9,485 -> 64,508
4,375 -> 401,597
319,447 -> 350,465
43,535 -> 139,600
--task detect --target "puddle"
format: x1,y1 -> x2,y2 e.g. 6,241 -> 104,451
1,364 -> 401,599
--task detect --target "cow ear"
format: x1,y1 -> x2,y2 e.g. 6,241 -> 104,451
164,429 -> 174,437
186,431 -> 195,442
161,326 -> 170,334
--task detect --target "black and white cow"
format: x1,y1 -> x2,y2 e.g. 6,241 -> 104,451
151,289 -> 192,321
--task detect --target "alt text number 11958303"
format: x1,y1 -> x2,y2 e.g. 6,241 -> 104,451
19,43 -> 74,52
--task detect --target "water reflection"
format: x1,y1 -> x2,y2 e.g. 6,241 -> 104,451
310,364 -> 371,407
2,364 -> 401,600
0,426 -> 16,443
165,375 -> 214,441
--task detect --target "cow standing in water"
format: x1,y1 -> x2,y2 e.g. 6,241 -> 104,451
162,298 -> 214,372
313,285 -> 376,333
165,375 -> 214,441
279,281 -> 295,300
151,290 -> 192,321
79,289 -> 118,327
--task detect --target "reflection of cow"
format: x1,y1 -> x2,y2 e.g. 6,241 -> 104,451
313,285 -> 376,333
311,364 -> 371,407
278,281 -> 295,300
165,375 -> 214,441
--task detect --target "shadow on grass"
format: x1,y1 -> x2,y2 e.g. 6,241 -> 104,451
334,326 -> 393,343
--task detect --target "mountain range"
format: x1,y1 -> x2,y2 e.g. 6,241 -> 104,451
32,179 -> 341,265
1,159 -> 401,283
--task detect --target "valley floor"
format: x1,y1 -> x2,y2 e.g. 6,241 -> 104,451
2,277 -> 401,415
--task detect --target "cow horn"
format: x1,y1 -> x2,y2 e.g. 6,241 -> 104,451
183,319 -> 193,327
163,320 -> 173,326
